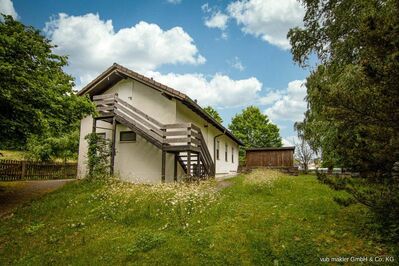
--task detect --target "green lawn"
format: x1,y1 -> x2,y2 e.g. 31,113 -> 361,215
0,170 -> 396,265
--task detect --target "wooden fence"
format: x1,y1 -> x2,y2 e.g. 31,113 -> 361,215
246,147 -> 295,168
0,160 -> 77,181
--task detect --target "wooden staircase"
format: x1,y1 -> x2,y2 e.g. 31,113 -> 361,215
93,93 -> 215,180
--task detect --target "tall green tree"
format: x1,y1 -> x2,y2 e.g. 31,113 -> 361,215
288,0 -> 399,240
0,15 -> 93,149
203,106 -> 223,124
229,106 -> 282,160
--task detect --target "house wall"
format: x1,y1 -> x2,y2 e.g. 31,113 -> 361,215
114,124 -> 179,183
214,134 -> 240,176
105,79 -> 176,124
78,79 -> 184,183
175,102 -> 239,177
77,116 -> 112,178
77,78 -> 239,182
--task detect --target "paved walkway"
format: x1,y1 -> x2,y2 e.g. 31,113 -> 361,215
0,179 -> 74,218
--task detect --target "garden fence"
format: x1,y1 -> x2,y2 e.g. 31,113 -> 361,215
0,159 -> 77,181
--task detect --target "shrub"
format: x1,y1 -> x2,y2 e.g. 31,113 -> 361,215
318,172 -> 399,242
85,133 -> 112,178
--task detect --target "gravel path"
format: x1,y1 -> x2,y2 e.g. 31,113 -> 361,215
0,179 -> 74,218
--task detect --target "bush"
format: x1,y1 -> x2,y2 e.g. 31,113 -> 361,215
85,133 -> 112,178
317,172 -> 399,242
26,130 -> 80,162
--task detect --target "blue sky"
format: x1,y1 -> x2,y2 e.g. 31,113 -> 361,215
3,0 -> 309,145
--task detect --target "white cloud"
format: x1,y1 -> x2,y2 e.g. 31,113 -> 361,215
0,0 -> 18,19
204,11 -> 229,30
282,136 -> 298,147
201,3 -> 212,13
167,0 -> 182,4
43,13 -> 205,87
227,0 -> 304,49
265,80 -> 307,122
202,3 -> 229,39
228,56 -> 245,71
258,90 -> 282,105
146,71 -> 262,108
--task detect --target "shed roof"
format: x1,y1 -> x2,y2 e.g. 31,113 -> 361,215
246,147 -> 295,152
77,63 -> 244,145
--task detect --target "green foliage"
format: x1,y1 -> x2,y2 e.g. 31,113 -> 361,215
203,106 -> 223,124
0,15 -> 94,149
229,106 -> 282,160
26,129 -> 80,162
85,133 -> 111,178
318,173 -> 399,242
288,0 -> 399,241
288,0 -> 399,173
0,173 -> 395,264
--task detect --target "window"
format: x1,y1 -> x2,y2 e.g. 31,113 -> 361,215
216,140 -> 220,160
96,132 -> 106,139
225,143 -> 228,162
232,147 -> 234,163
120,131 -> 136,142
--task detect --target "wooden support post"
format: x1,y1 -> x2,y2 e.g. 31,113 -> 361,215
92,117 -> 97,133
196,153 -> 200,177
187,151 -> 191,176
161,150 -> 166,183
174,153 -> 178,182
110,117 -> 117,176
21,161 -> 26,180
187,124 -> 192,178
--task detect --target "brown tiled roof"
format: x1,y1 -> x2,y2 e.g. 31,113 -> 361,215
78,63 -> 243,145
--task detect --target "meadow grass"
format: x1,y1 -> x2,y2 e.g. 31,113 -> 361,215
0,150 -> 77,162
0,170 -> 396,265
0,150 -> 27,160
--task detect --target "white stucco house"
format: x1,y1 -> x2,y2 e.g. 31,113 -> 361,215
77,63 -> 243,183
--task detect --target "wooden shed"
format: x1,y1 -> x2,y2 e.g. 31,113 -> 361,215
245,147 -> 295,167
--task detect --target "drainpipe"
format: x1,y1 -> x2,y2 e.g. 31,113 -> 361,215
213,130 -> 226,176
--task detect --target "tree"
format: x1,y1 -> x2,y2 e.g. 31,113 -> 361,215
26,128 -> 80,162
229,106 -> 282,160
203,106 -> 223,124
294,121 -> 315,173
294,138 -> 314,173
288,0 -> 399,240
0,15 -> 93,149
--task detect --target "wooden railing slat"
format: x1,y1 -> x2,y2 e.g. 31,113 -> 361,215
115,103 -> 164,137
162,123 -> 191,129
93,94 -> 116,100
116,97 -> 164,128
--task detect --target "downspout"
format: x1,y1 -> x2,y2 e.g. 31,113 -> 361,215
213,130 -> 226,176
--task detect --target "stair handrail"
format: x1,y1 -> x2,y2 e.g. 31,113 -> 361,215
190,124 -> 214,175
93,94 -> 214,176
